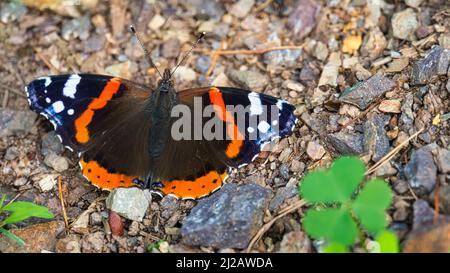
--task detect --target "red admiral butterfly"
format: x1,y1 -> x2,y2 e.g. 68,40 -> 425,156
25,26 -> 297,199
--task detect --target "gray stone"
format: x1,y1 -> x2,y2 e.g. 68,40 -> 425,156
4,146 -> 18,161
81,232 -> 105,253
160,195 -> 180,220
181,183 -> 271,249
327,131 -> 364,155
229,0 -> 255,19
411,46 -> 450,85
269,185 -> 297,212
196,55 -> 211,74
374,162 -> 398,177
41,131 -> 65,156
13,177 -> 28,187
287,0 -> 321,40
412,200 -> 450,230
436,148 -> 450,173
391,8 -> 419,41
89,212 -> 103,226
0,1 -> 27,23
38,174 -> 58,192
363,113 -> 390,162
360,27 -> 387,60
306,140 -> 326,160
106,188 -> 151,221
318,52 -> 341,87
0,109 -> 37,137
404,147 -> 437,194
290,159 -> 305,173
279,164 -> 290,179
400,93 -> 414,127
393,179 -> 409,194
263,49 -> 302,68
62,15 -> 91,41
44,153 -> 69,172
339,74 -> 396,110
83,34 -> 106,53
405,0 -> 424,8
188,0 -> 225,21
227,70 -> 269,92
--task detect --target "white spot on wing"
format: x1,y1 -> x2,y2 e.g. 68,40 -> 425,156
67,109 -> 74,115
52,101 -> 65,113
38,76 -> 52,87
257,121 -> 270,133
45,97 -> 51,103
247,127 -> 255,133
248,92 -> 263,116
63,74 -> 81,98
276,100 -> 284,110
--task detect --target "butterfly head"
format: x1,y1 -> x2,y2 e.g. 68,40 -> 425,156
157,68 -> 175,93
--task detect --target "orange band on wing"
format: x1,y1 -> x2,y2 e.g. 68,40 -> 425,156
75,78 -> 122,143
208,87 -> 243,158
80,159 -> 137,190
159,170 -> 228,199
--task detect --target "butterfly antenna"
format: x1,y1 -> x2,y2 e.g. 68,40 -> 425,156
170,32 -> 206,77
129,25 -> 163,79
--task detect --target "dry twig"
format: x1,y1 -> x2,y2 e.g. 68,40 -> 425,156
58,176 -> 69,229
365,128 -> 425,175
246,199 -> 307,253
204,44 -> 304,77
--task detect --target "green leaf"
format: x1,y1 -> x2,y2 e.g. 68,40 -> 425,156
322,242 -> 350,253
0,194 -> 6,212
0,227 -> 25,246
376,230 -> 399,253
303,208 -> 359,245
352,179 -> 393,234
2,201 -> 54,225
331,156 -> 366,193
300,156 -> 365,204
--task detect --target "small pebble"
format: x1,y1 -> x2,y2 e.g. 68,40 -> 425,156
44,153 -> 69,172
4,146 -> 18,161
306,141 -> 326,160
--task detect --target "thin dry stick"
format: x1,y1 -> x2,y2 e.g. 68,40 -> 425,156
246,199 -> 307,253
213,45 -> 305,56
36,51 -> 60,73
58,176 -> 69,229
205,40 -> 225,77
365,128 -> 424,175
205,44 -> 305,77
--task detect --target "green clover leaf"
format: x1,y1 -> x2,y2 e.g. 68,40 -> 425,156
300,156 -> 365,204
322,242 -> 349,253
303,208 -> 359,245
375,230 -> 399,253
352,179 -> 392,234
299,156 -> 394,249
1,201 -> 54,226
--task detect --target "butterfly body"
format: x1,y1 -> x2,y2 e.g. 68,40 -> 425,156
25,72 -> 297,199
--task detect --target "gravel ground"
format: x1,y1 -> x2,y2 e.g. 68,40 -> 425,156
0,0 -> 449,253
